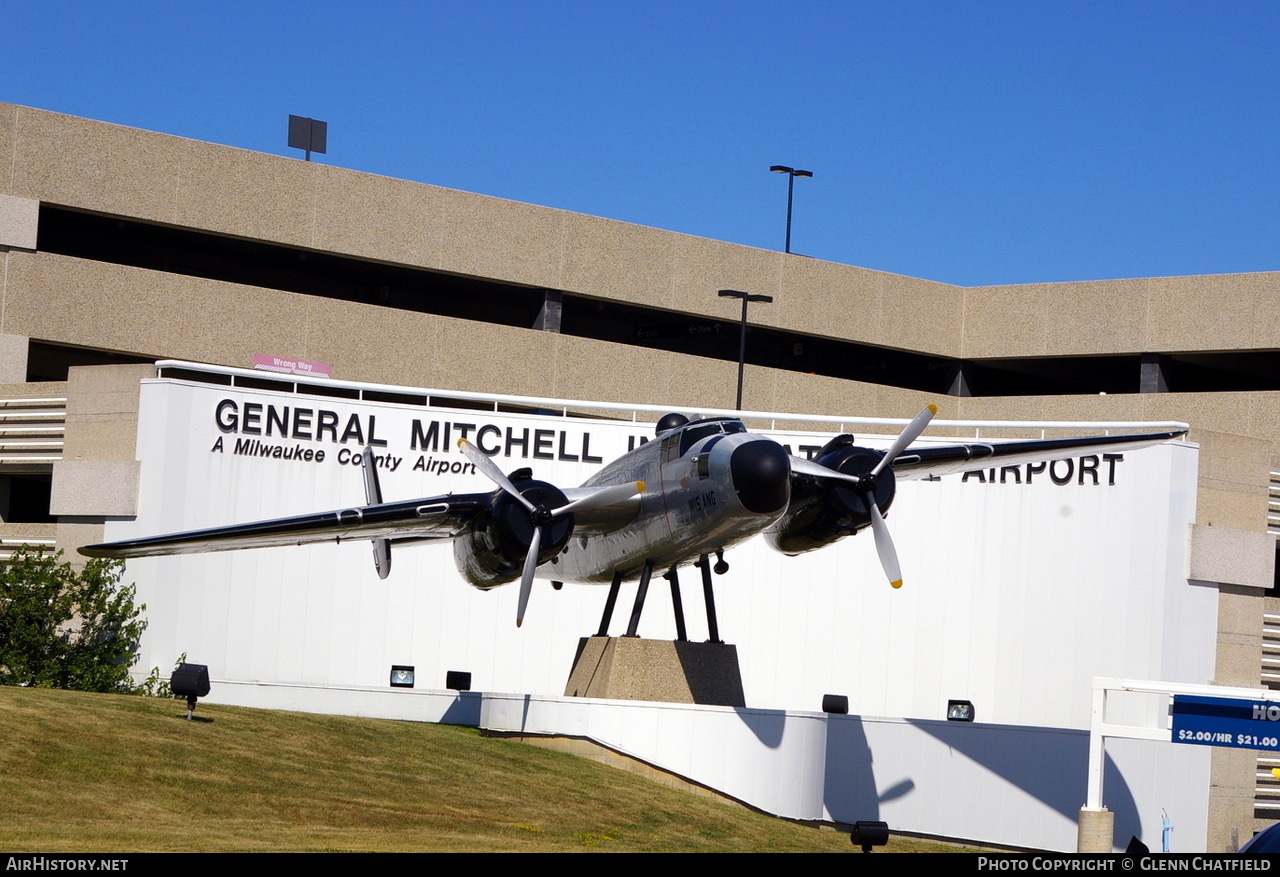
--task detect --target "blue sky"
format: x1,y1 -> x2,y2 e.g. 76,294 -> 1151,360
5,1 -> 1278,286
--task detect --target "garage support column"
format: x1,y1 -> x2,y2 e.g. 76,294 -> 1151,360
50,364 -> 156,561
0,197 -> 38,384
946,362 -> 972,397
534,290 -> 562,333
1140,353 -> 1168,393
0,334 -> 29,383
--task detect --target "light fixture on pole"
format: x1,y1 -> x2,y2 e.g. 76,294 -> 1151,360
769,165 -> 812,254
718,289 -> 773,410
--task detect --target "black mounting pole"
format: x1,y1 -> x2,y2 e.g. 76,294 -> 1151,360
625,560 -> 654,637
697,554 -> 723,644
665,567 -> 688,642
597,570 -> 623,636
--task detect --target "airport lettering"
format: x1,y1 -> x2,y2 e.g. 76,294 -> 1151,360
413,456 -> 478,476
212,399 -> 623,474
232,438 -> 325,463
961,454 -> 1124,486
336,447 -> 402,472
216,399 -> 387,447
409,419 -> 603,463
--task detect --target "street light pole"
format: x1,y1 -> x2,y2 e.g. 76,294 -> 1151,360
718,289 -> 774,410
770,165 -> 813,254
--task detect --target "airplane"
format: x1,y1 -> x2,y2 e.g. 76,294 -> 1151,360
80,405 -> 1186,640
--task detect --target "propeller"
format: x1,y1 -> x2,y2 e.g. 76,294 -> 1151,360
864,404 -> 935,589
458,439 -> 642,626
790,404 -> 936,588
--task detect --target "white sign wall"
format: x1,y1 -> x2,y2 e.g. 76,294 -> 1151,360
117,378 -> 1207,731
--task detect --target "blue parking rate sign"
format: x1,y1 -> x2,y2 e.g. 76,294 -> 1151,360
1172,695 -> 1280,751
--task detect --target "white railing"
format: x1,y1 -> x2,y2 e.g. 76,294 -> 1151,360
154,360 -> 1191,439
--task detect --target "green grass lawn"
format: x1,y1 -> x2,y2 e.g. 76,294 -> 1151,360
0,686 -> 964,852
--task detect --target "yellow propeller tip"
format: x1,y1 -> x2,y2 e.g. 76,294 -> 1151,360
927,404 -> 938,414
457,438 -> 468,449
890,579 -> 904,589
1272,768 -> 1280,780
636,481 -> 646,492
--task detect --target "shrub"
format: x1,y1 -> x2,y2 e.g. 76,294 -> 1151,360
0,548 -> 146,693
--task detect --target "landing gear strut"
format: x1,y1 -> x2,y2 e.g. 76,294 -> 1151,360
597,552 -> 726,642
596,570 -> 624,637
664,566 -> 688,642
624,559 -> 654,637
697,553 -> 724,644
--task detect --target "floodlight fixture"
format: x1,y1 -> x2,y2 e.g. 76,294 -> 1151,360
170,662 -> 211,720
718,290 -> 774,410
850,820 -> 889,853
769,165 -> 813,253
390,665 -> 415,688
445,670 -> 472,692
822,694 -> 849,714
947,699 -> 975,722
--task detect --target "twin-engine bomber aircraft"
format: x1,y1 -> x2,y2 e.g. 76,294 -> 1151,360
81,406 -> 1186,638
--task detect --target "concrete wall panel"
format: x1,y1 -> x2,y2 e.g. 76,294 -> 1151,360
0,195 -> 38,250
9,106 -> 187,222
437,185 -> 567,290
878,270 -> 963,357
670,234 -> 782,319
0,104 -> 16,193
310,167 -> 447,270
1147,273 -> 1270,353
2,252 -> 311,365
561,214 -> 675,311
170,143 -> 318,250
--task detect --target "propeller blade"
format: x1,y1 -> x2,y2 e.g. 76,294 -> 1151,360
516,524 -> 541,627
552,481 -> 645,517
868,500 -> 903,589
458,439 -> 536,514
870,404 -> 937,478
790,456 -> 864,486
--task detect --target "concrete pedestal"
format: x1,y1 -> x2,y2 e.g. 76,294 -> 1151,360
564,635 -> 746,707
1077,808 -> 1114,853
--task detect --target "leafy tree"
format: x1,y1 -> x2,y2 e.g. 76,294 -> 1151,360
0,548 -> 146,692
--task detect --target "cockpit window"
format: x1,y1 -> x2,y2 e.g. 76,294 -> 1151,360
677,419 -> 746,456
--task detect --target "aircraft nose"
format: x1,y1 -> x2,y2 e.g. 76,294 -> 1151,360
730,439 -> 791,514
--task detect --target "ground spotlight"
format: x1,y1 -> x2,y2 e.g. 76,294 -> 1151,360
170,662 -> 211,720
850,820 -> 889,852
822,694 -> 849,714
390,665 -> 415,688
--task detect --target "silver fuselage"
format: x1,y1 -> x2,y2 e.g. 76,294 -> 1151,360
545,420 -> 792,583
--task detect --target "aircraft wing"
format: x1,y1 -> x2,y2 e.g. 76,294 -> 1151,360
891,429 -> 1187,481
78,494 -> 489,559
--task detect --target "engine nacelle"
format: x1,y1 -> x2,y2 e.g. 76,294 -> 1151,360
454,474 -> 574,590
764,435 -> 895,556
